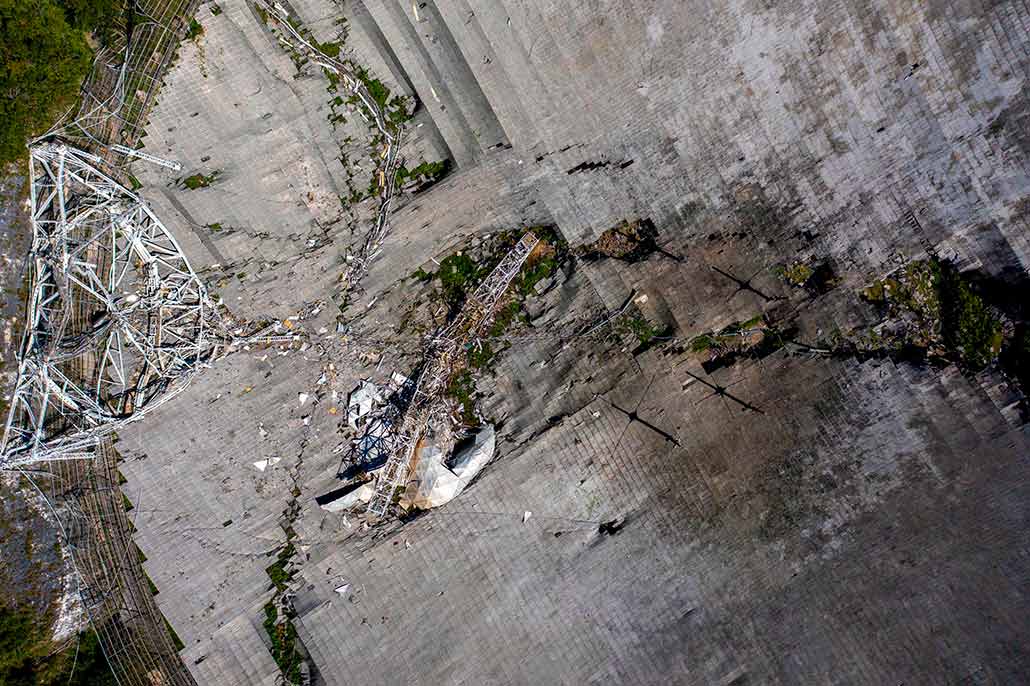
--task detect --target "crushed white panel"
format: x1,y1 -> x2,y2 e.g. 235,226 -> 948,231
404,425 -> 496,510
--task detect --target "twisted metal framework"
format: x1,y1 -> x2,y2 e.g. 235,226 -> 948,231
367,232 -> 540,516
1,142 -> 274,469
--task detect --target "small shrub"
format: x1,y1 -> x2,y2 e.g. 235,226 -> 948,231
186,18 -> 204,40
778,261 -> 814,287
939,269 -> 1002,369
446,370 -> 478,425
182,171 -> 219,189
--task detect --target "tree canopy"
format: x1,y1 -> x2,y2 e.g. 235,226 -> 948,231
0,0 -> 93,164
1,605 -> 117,686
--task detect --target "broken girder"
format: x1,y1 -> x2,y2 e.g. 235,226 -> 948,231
366,232 -> 540,517
0,142 -> 290,469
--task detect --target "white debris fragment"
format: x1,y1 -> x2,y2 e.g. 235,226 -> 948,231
592,411 -> 601,418
298,392 -> 310,405
254,459 -> 269,471
405,427 -> 497,510
334,583 -> 351,595
634,293 -> 649,304
523,511 -> 532,524
347,380 -> 382,428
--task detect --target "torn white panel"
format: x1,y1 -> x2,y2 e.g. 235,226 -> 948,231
404,425 -> 496,510
253,456 -> 282,472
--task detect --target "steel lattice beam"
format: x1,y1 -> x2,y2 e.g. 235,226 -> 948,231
366,232 -> 540,516
1,142 -> 277,469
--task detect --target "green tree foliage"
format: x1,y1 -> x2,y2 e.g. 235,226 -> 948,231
0,0 -> 93,163
56,0 -> 121,32
1,605 -> 116,685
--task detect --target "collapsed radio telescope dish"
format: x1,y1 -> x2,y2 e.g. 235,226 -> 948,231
1,143 -> 235,468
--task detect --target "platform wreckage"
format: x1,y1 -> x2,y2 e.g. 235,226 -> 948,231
0,143 -> 289,469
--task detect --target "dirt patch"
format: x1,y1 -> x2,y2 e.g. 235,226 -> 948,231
578,218 -> 659,262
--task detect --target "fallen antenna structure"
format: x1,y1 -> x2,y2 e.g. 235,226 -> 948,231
0,142 -> 291,470
366,232 -> 540,516
110,144 -> 183,171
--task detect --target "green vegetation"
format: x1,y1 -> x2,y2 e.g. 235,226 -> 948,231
416,228 -> 569,422
58,0 -> 121,32
517,252 -> 557,295
121,493 -> 133,512
938,268 -> 1003,369
186,18 -> 203,40
467,341 -> 495,370
317,40 -> 340,57
858,259 -> 1003,370
0,0 -> 93,164
265,541 -> 296,592
262,603 -> 301,684
410,267 -> 433,283
489,300 -> 524,337
395,160 -> 450,189
687,315 -> 781,362
689,334 -> 716,353
0,606 -> 116,685
437,253 -> 480,308
777,261 -> 814,287
182,171 -> 219,189
445,370 -> 477,425
624,315 -> 661,346
261,530 -> 302,684
163,617 -> 184,652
